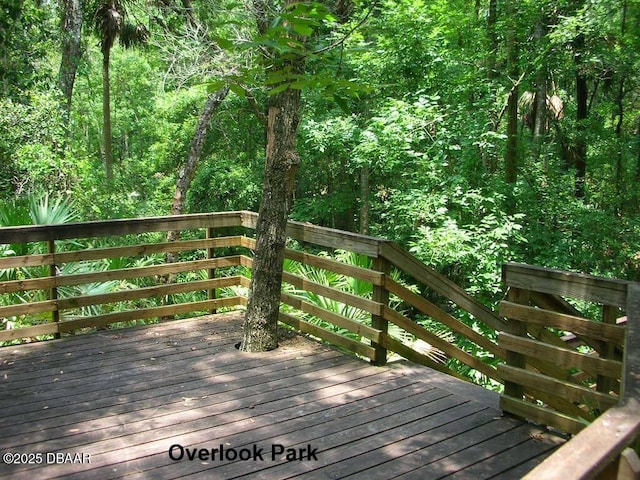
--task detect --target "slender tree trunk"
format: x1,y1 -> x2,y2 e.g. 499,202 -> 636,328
58,0 -> 83,121
166,86 -> 230,251
573,33 -> 588,198
240,0 -> 305,352
102,48 -> 113,182
169,87 -> 230,220
532,17 -> 548,162
486,0 -> 498,79
240,86 -> 302,352
359,165 -> 370,235
505,0 -> 518,188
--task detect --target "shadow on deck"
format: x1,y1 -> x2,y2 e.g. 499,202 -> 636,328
0,313 -> 565,480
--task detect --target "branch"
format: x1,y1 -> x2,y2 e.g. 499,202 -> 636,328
244,86 -> 268,126
493,71 -> 526,131
309,1 -> 376,56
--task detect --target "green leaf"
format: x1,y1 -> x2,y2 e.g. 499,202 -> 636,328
213,36 -> 234,50
229,84 -> 246,98
291,21 -> 314,36
206,80 -> 227,93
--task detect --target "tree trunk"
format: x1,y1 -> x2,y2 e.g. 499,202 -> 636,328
58,0 -> 83,121
486,0 -> 498,79
359,165 -> 370,235
166,86 -> 229,255
532,17 -> 548,162
102,49 -> 113,182
573,33 -> 588,198
505,0 -> 518,186
240,86 -> 302,352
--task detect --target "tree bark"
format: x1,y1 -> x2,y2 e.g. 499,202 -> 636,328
505,0 -> 518,186
58,0 -> 83,121
102,48 -> 113,182
574,33 -> 588,198
359,165 -> 370,235
240,86 -> 302,352
486,0 -> 498,79
166,86 -> 230,250
170,87 -> 230,219
532,17 -> 548,162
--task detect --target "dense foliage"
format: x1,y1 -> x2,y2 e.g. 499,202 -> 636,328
1,0 -> 639,307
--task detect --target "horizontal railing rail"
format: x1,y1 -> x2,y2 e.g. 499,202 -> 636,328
522,283 -> 640,480
0,211 -> 507,386
499,263 -> 632,435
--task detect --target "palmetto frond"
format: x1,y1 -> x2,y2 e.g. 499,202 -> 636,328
94,1 -> 123,54
120,23 -> 149,48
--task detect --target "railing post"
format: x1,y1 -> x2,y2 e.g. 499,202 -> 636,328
48,240 -> 61,339
371,255 -> 390,366
206,226 -> 217,314
598,304 -> 620,396
503,287 -> 530,402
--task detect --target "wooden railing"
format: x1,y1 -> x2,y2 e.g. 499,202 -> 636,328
0,212 -> 254,341
521,283 -> 640,480
0,211 -> 505,385
499,263 -> 631,435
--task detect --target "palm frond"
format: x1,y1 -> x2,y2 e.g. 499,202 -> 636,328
120,23 -> 149,49
29,194 -> 78,225
94,1 -> 124,53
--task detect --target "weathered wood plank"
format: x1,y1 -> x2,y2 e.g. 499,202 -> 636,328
0,297 -> 245,342
521,399 -> 640,479
0,236 -> 245,269
499,331 -> 622,378
383,306 -> 500,382
237,235 -> 383,285
297,405 -> 498,480
284,247 -> 384,285
500,301 -> 627,344
0,211 -> 246,244
498,364 -> 618,410
0,276 -> 243,318
280,291 -> 382,343
380,241 -> 507,332
386,277 -> 505,360
57,297 -> 244,332
437,425 -> 565,480
278,311 -> 376,360
282,271 -> 381,314
0,314 -> 564,480
0,322 -> 59,342
500,395 -> 587,435
0,256 -> 246,294
503,262 -> 629,308
112,380 -> 449,480
283,219 -> 382,257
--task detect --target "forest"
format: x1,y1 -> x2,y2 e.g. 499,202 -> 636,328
1,0 -> 639,343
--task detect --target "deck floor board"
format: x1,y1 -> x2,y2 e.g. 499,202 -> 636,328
0,313 -> 565,479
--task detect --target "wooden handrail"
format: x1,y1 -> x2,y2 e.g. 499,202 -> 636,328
503,263 -> 630,308
0,211 -> 248,243
380,241 -> 507,332
521,283 -> 640,479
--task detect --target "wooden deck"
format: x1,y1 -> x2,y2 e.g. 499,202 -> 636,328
0,313 -> 565,479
